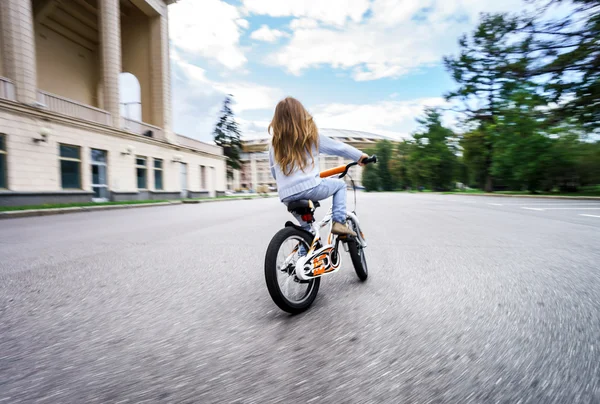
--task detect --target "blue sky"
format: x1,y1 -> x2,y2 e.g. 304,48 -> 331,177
166,0 -> 531,142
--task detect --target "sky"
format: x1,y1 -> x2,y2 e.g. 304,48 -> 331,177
161,0 -> 534,142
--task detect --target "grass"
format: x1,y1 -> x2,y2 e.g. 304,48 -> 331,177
1,193 -> 278,212
0,193 -> 277,213
0,199 -> 170,212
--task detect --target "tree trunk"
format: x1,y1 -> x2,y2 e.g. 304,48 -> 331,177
484,175 -> 494,192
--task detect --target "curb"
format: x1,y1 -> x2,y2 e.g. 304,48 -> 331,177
0,201 -> 182,220
449,193 -> 600,201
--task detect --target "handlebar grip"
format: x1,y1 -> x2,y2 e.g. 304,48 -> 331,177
363,155 -> 377,164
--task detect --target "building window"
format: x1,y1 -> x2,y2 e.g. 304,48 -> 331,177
136,156 -> 147,189
0,134 -> 6,189
91,149 -> 108,200
154,158 -> 163,190
200,165 -> 206,189
59,144 -> 81,189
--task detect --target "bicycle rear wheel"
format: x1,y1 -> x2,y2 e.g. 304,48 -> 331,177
264,227 -> 320,314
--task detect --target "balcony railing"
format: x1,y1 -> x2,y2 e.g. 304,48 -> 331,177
37,90 -> 111,126
122,117 -> 164,140
0,77 -> 16,101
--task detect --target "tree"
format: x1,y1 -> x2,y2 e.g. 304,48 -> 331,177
444,13 -> 533,191
408,108 -> 457,191
213,96 -> 242,179
461,130 -> 489,188
390,140 -> 413,189
374,140 -> 395,191
489,83 -> 556,192
362,164 -> 380,192
523,0 -> 600,132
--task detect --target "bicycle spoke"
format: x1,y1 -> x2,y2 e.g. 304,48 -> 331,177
275,236 -> 313,303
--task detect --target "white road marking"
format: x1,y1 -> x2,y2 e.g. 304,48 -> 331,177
500,203 -> 600,206
580,214 -> 600,218
522,207 -> 600,211
488,203 -> 504,206
445,200 -> 477,204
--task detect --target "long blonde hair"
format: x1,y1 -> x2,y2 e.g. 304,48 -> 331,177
269,97 -> 318,176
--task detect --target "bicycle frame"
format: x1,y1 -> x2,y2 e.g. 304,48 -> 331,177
281,155 -> 376,282
291,195 -> 368,282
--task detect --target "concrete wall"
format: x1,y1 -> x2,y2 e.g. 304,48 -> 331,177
0,106 -> 227,201
121,12 -> 151,124
35,24 -> 99,106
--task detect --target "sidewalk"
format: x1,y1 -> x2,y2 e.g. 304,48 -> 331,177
0,195 -> 275,220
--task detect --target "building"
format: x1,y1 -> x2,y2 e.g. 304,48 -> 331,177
229,128 -> 394,191
0,0 -> 226,207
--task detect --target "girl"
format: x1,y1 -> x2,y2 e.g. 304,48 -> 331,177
269,97 -> 368,237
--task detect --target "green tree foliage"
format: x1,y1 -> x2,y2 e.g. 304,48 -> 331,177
213,96 -> 242,179
390,140 -> 413,189
443,1 -> 600,193
490,86 -> 555,192
361,0 -> 600,194
408,108 -> 457,191
362,164 -> 380,192
444,13 -> 531,191
461,130 -> 490,188
374,140 -> 395,191
524,0 -> 600,131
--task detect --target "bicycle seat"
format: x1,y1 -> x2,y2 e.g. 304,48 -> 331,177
287,200 -> 320,214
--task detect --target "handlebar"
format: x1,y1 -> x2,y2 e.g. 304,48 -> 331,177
319,155 -> 378,179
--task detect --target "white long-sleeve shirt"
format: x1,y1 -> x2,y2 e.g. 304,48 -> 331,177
269,134 -> 364,200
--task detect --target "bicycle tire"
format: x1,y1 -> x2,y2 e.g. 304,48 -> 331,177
348,239 -> 368,281
264,227 -> 321,314
347,221 -> 368,281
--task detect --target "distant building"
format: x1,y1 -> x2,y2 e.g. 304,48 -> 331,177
229,129 -> 394,191
0,0 -> 226,206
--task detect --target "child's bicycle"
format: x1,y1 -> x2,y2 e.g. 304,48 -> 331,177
264,155 -> 377,314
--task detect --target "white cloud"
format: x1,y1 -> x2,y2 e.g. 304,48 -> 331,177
169,0 -> 247,70
170,51 -> 282,141
236,97 -> 456,140
250,25 -> 288,43
260,0 -> 528,80
311,97 -> 450,138
236,19 -> 249,29
241,0 -> 371,26
289,18 -> 319,30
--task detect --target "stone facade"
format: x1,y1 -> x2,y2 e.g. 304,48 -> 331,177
0,0 -> 226,205
0,104 -> 225,206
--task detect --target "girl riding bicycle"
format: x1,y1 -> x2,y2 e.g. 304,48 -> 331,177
268,97 -> 368,237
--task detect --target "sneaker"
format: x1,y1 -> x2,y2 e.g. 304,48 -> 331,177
331,222 -> 357,237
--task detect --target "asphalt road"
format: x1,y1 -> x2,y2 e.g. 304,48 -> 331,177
1,193 -> 599,403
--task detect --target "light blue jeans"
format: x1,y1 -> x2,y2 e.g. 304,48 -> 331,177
282,178 -> 348,232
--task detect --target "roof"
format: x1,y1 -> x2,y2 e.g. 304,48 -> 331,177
242,128 -> 395,145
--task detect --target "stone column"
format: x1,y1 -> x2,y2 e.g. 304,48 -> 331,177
99,0 -> 122,127
1,0 -> 38,104
250,154 -> 258,191
150,14 -> 174,143
232,169 -> 240,191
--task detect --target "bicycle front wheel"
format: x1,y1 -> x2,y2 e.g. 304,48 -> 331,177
348,221 -> 368,281
264,227 -> 320,314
